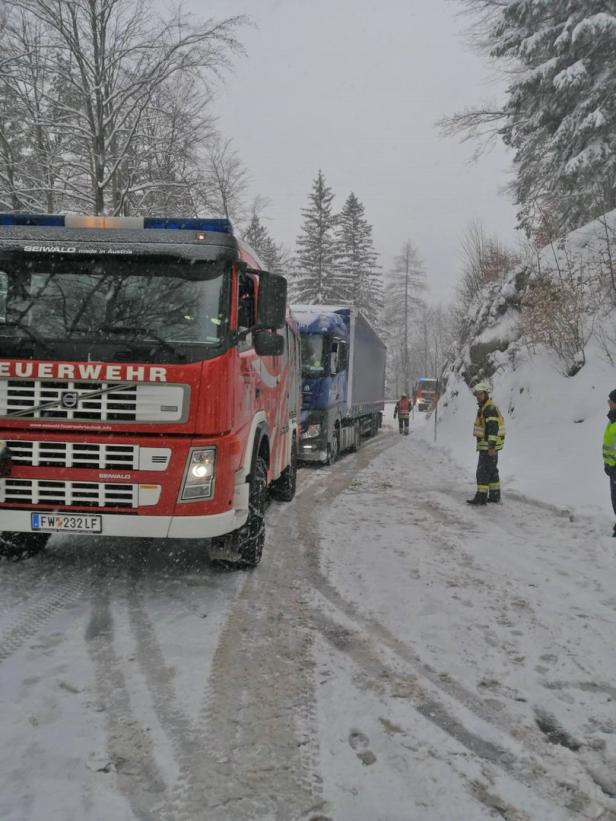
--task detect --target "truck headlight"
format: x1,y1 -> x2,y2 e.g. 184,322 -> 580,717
181,447 -> 216,501
303,423 -> 321,439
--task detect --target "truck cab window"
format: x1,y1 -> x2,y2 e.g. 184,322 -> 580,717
238,273 -> 256,331
337,341 -> 348,371
238,272 -> 256,351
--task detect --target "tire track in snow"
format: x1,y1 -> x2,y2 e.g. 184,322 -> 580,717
85,567 -> 172,821
163,477 -> 328,821
298,435 -> 612,820
122,564 -> 205,783
0,560 -> 88,665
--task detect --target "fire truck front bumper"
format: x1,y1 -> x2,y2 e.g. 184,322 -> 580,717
0,497 -> 250,541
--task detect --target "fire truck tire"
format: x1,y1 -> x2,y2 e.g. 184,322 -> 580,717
270,442 -> 297,502
326,432 -> 339,465
208,456 -> 267,569
0,531 -> 50,561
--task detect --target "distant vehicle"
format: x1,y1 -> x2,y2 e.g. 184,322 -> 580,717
293,305 -> 386,464
0,213 -> 300,568
414,377 -> 439,412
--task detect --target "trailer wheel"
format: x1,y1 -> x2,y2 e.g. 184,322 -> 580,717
0,532 -> 49,561
326,432 -> 339,465
208,456 -> 267,569
270,441 -> 297,502
349,422 -> 361,452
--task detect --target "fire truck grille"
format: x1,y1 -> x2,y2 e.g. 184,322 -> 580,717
1,480 -> 139,508
7,441 -> 138,470
0,380 -> 186,423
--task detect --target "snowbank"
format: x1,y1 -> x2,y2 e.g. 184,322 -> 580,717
416,209 -> 616,518
419,344 -> 614,516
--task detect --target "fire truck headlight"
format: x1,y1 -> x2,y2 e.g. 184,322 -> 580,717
181,447 -> 216,501
303,424 -> 321,439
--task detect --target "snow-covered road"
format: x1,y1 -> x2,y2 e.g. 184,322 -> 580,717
1,423 -> 615,821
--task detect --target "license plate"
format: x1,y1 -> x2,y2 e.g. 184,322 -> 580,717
31,513 -> 102,533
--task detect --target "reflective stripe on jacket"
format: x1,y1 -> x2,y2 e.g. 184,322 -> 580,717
473,400 -> 505,451
604,417 -> 616,468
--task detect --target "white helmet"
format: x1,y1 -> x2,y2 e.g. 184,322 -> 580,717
472,381 -> 491,395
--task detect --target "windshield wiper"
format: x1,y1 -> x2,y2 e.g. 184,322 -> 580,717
0,321 -> 55,355
100,325 -> 185,359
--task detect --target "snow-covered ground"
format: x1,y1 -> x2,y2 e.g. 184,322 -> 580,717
1,415 -> 615,820
419,342 -> 615,518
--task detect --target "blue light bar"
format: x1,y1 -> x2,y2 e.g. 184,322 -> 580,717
0,213 -> 234,234
144,217 -> 233,233
0,214 -> 65,226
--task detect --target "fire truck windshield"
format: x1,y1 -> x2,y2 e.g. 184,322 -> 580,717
0,255 -> 230,362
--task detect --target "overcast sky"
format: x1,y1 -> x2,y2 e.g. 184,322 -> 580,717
184,0 -> 518,304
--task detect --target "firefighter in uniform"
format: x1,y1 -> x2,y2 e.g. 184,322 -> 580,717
394,393 -> 411,435
467,382 -> 505,505
603,389 -> 616,537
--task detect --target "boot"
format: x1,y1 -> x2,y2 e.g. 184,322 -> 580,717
488,490 -> 501,503
613,523 -> 616,538
466,492 -> 487,506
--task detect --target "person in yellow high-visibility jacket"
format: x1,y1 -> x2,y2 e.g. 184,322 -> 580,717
467,382 -> 505,506
603,389 -> 616,537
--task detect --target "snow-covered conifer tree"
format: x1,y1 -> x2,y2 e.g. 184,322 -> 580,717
447,0 -> 616,236
242,213 -> 290,275
334,192 -> 383,325
293,170 -> 339,303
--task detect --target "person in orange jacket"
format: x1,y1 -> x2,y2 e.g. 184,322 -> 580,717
394,393 -> 411,435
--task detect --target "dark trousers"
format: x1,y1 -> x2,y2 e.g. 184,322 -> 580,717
476,451 -> 499,496
611,473 -> 616,517
398,415 -> 409,434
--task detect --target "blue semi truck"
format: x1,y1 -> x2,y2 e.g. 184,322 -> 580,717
293,305 -> 386,464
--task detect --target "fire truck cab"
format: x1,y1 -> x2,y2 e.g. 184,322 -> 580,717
0,214 -> 301,568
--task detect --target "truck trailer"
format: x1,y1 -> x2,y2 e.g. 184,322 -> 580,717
0,213 -> 301,568
293,305 -> 386,464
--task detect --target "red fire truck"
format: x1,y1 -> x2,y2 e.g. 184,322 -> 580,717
0,214 -> 301,568
413,377 -> 439,412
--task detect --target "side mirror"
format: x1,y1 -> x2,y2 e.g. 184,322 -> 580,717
257,272 -> 287,329
254,329 -> 284,357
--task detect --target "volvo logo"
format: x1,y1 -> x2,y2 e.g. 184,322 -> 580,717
61,391 -> 80,409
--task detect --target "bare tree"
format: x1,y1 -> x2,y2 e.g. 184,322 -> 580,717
520,237 -> 599,375
200,136 -> 251,224
457,220 -> 519,309
1,0 -> 245,214
383,240 -> 426,394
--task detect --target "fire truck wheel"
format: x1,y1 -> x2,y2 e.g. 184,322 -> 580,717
270,442 -> 297,502
326,432 -> 339,465
0,532 -> 50,561
208,456 -> 267,569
